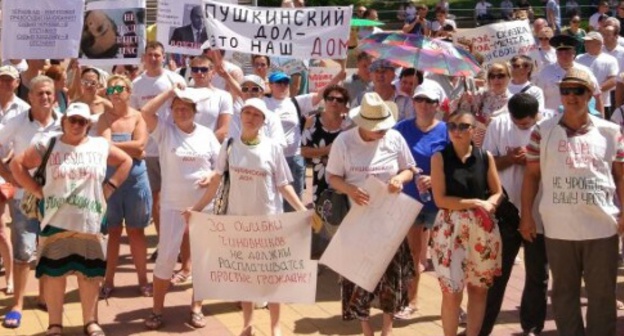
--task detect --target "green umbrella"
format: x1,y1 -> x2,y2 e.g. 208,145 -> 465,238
350,18 -> 385,27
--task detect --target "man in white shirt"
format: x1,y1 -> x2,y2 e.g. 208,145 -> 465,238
590,1 -> 611,31
0,76 -> 61,329
534,35 -> 603,114
575,32 -> 619,115
130,41 -> 185,258
431,8 -> 456,36
0,66 -> 29,125
508,55 -> 545,110
475,0 -> 493,25
200,45 -> 244,94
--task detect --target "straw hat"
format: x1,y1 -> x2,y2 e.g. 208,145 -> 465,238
349,92 -> 398,131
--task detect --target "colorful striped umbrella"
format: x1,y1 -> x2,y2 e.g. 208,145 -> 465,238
358,32 -> 481,77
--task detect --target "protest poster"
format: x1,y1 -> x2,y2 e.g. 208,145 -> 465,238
157,0 -> 206,55
202,0 -> 352,59
189,210 -> 318,303
454,20 -> 536,65
1,0 -> 84,59
308,66 -> 341,92
320,177 -> 422,292
79,0 -> 146,66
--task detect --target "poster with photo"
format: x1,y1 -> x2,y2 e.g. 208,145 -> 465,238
157,0 -> 205,56
79,0 -> 146,66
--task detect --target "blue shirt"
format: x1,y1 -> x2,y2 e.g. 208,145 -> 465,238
547,0 -> 561,27
394,119 -> 449,212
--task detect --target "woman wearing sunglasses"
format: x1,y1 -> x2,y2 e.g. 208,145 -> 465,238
96,75 -> 153,300
456,62 -> 512,147
68,66 -> 112,120
429,109 -> 502,336
141,87 -> 221,330
562,15 -> 586,55
10,102 -> 132,336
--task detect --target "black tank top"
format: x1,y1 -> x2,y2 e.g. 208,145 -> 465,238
440,143 -> 489,200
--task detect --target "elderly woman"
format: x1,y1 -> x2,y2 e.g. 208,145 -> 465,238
187,98 -> 307,336
10,102 -> 131,336
430,110 -> 503,336
141,87 -> 221,330
456,62 -> 512,147
326,92 -> 415,336
96,75 -> 152,299
394,85 -> 449,318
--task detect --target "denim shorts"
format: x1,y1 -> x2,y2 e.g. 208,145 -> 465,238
414,209 -> 438,230
9,199 -> 40,263
145,157 -> 161,193
106,172 -> 152,229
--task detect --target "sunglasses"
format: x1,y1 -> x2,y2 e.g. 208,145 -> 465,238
253,63 -> 268,68
413,97 -> 438,104
511,63 -> 530,69
447,122 -> 473,132
325,96 -> 346,103
106,85 -> 126,95
191,66 -> 213,74
488,73 -> 507,80
67,116 -> 89,126
81,80 -> 98,87
559,86 -> 587,96
241,86 -> 262,93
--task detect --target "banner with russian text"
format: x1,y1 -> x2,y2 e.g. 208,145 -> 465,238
202,0 -> 352,59
1,0 -> 85,59
79,0 -> 146,66
189,210 -> 317,303
453,20 -> 536,65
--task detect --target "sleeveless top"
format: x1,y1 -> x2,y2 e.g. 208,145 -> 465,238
440,143 -> 488,201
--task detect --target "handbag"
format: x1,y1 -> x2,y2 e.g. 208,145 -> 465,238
213,138 -> 234,215
20,137 -> 57,220
0,183 -> 15,202
315,188 -> 350,227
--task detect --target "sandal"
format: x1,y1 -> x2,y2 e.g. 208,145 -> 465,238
139,284 -> 153,297
99,286 -> 114,300
189,311 -> 206,328
46,323 -> 63,336
83,321 -> 105,336
394,305 -> 417,320
144,312 -> 163,330
170,271 -> 192,285
2,310 -> 22,329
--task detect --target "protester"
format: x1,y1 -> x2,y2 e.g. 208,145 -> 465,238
43,65 -> 69,114
566,0 -> 580,16
402,4 -> 431,36
430,109 -> 503,336
398,68 -> 418,97
394,85 -> 449,319
521,67 -> 623,336
546,0 -> 561,34
480,94 -> 549,336
250,55 -> 271,92
10,102 -> 131,336
474,0 -> 493,26
529,27 -> 556,74
532,18 -> 547,42
326,92 -> 415,336
590,1 -> 611,31
187,98 -> 308,336
201,47 -> 244,93
111,65 -> 141,81
16,60 -> 47,102
500,0 -> 514,20
508,55 -> 545,110
97,75 -> 152,300
69,67 -> 113,117
357,9 -> 383,40
344,52 -> 372,104
0,76 -> 61,329
562,15 -> 586,55
141,87 -> 221,330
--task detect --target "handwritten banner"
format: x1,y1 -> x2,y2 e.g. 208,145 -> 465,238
320,177 -> 422,292
454,20 -> 536,64
202,0 -> 352,59
1,0 -> 85,59
308,66 -> 340,92
189,210 -> 317,303
78,0 -> 146,66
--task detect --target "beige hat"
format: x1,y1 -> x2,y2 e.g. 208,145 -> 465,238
349,92 -> 398,132
0,65 -> 19,79
583,31 -> 604,44
559,68 -> 596,92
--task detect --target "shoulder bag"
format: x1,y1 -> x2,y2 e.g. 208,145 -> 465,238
315,188 -> 350,228
213,138 -> 235,215
20,137 -> 57,220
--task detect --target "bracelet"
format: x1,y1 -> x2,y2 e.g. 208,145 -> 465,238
104,180 -> 118,190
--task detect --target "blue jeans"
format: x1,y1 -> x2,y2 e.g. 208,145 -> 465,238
284,155 -> 305,213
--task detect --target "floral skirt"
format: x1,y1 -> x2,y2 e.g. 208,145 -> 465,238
430,209 -> 502,293
341,240 -> 414,320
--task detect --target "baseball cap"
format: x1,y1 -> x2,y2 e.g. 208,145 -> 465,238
268,72 -> 290,83
65,102 -> 92,120
0,65 -> 19,79
583,31 -> 604,44
241,74 -> 266,91
241,98 -> 271,117
412,85 -> 439,101
369,59 -> 397,72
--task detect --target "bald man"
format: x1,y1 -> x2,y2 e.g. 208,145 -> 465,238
169,5 -> 207,48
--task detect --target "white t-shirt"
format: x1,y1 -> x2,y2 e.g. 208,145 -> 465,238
534,62 -> 601,111
130,69 -> 186,157
508,81 -> 545,110
589,12 -> 602,31
193,87 -> 233,131
0,110 -> 61,157
528,47 -> 556,74
326,128 -> 416,193
264,94 -> 316,157
603,44 -> 624,74
216,137 -> 292,216
475,2 -> 492,16
229,98 -> 287,148
40,136 -> 109,234
431,19 -> 456,32
575,53 -> 619,107
0,96 -> 29,125
151,120 -> 221,209
211,61 -> 243,91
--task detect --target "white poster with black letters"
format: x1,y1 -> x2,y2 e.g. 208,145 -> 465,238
202,0 -> 352,59
1,0 -> 85,59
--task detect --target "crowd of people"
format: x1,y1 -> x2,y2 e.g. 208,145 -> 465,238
0,0 -> 623,335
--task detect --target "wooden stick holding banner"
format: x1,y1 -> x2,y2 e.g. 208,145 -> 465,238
189,210 -> 317,303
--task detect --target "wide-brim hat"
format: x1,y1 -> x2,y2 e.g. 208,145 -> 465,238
349,92 -> 398,132
558,67 -> 596,92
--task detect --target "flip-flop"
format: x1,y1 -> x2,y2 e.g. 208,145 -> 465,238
170,271 -> 192,285
189,311 -> 206,328
2,310 -> 22,329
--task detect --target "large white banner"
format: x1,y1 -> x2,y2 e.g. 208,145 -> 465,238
1,0 -> 84,59
189,210 -> 318,303
78,0 -> 146,66
320,177 -> 423,292
202,0 -> 352,59
454,20 -> 536,65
